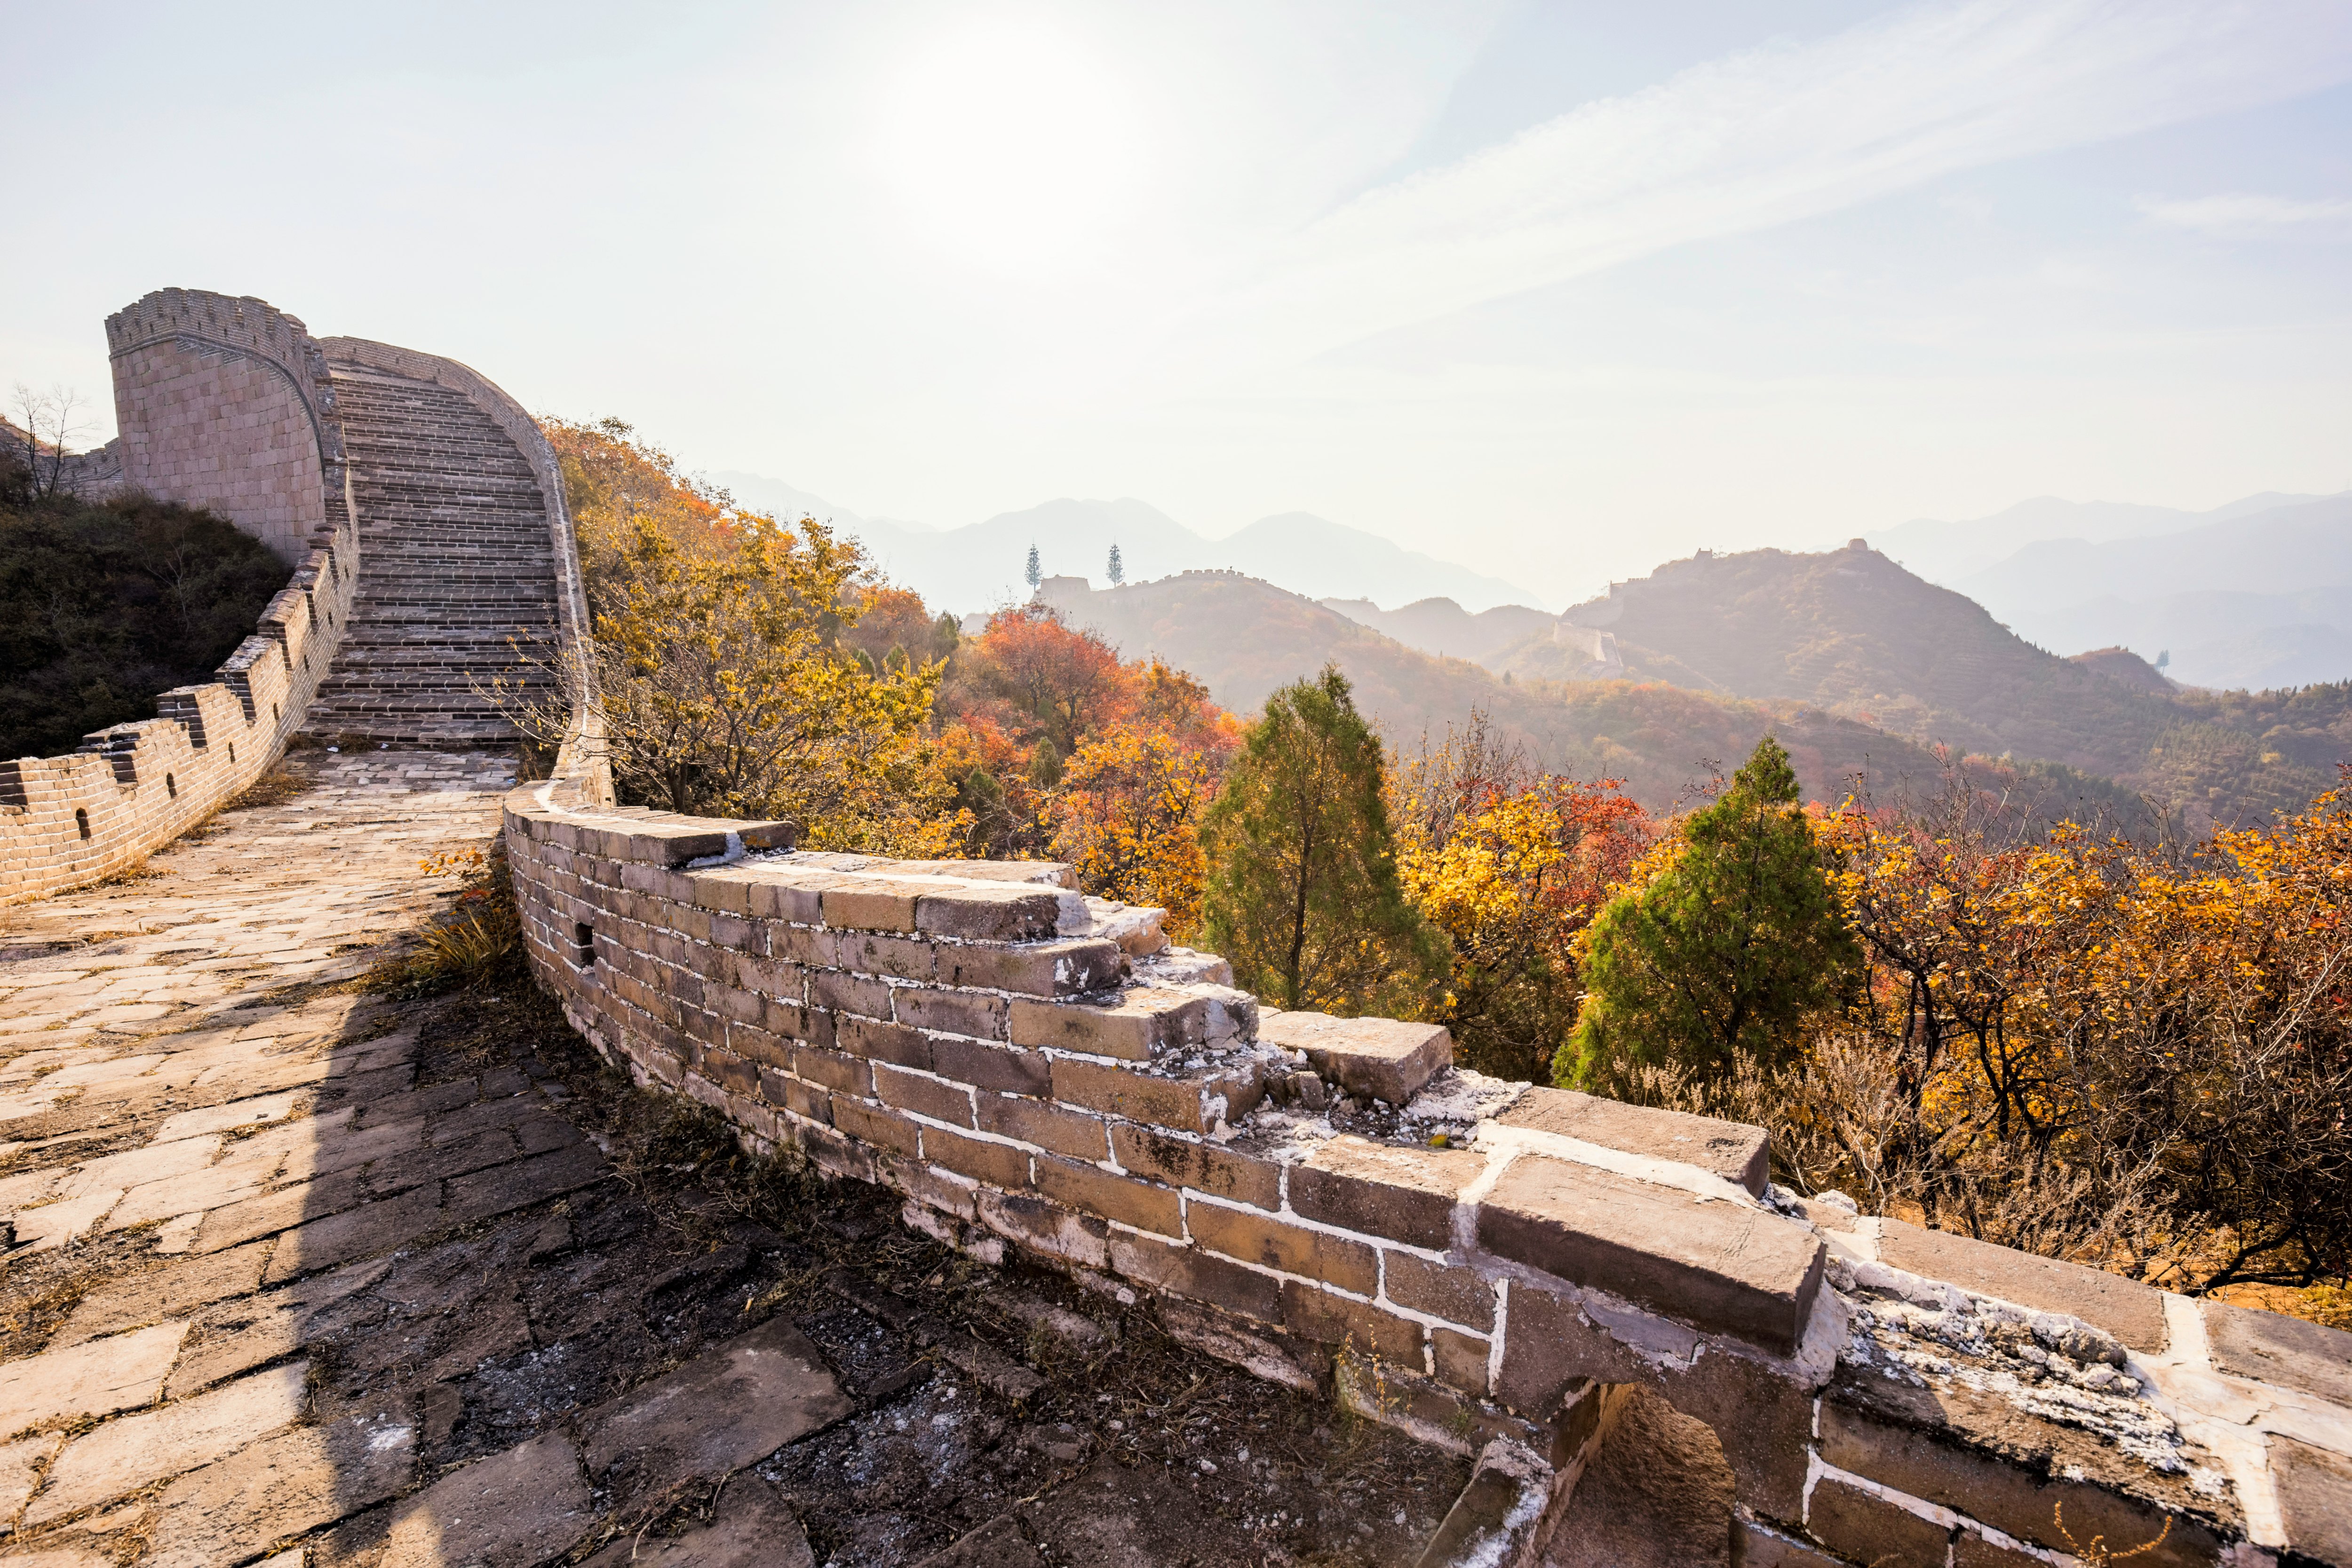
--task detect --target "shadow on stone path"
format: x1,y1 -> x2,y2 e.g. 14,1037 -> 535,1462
0,749 -> 1469,1568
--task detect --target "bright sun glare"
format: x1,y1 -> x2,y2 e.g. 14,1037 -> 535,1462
876,20 -> 1141,282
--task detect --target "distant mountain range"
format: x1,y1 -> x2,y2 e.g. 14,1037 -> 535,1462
704,474 -> 1531,615
1863,491 -> 2352,690
1043,546 -> 2351,835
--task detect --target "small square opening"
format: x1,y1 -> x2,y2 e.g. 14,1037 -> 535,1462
573,921 -> 595,967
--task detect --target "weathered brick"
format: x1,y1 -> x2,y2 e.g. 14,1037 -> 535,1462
928,1036 -> 1050,1097
938,939 -> 1124,998
894,986 -> 1008,1041
761,999 -> 831,1046
1279,1279 -> 1422,1362
923,1125 -> 1032,1190
686,867 -> 757,914
1111,1125 -> 1278,1210
831,931 -> 938,982
746,880 -> 823,924
763,1067 -> 830,1125
1474,1156 -> 1823,1356
724,1020 -> 791,1070
2204,1302 -> 2352,1406
1009,989 -> 1214,1061
1382,1249 -> 1495,1331
809,970 -> 890,1019
1879,1217 -> 2165,1353
1048,1057 -> 1260,1136
976,1094 -> 1110,1162
829,1098 -> 921,1157
1033,1154 -> 1183,1237
835,1016 -> 933,1071
734,954 -> 805,1001
1732,1522 -> 1845,1568
914,885 -> 1061,942
2271,1434 -> 2352,1568
789,1044 -> 873,1097
1816,1388 -> 2223,1565
821,880 -> 930,933
1187,1204 -> 1377,1295
1290,1136 -> 1482,1251
1431,1327 -> 1489,1395
1804,1477 -> 1949,1567
976,1189 -> 1110,1270
1109,1231 -> 1281,1321
765,923 -> 837,966
1256,1012 -> 1451,1106
873,1064 -> 975,1128
700,1047 -> 758,1097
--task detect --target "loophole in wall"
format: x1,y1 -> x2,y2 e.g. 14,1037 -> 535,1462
74,808 -> 91,840
573,921 -> 595,967
166,773 -> 177,798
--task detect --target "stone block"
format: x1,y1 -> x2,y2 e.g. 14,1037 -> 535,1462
975,1189 -> 1111,1270
821,880 -> 930,933
767,923 -> 837,965
895,986 -> 1009,1041
1383,1249 -> 1496,1331
700,1048 -> 758,1097
765,1068 -> 830,1125
1110,1125 -> 1279,1209
925,1125 -> 1033,1189
382,1432 -> 593,1568
1804,1477 -> 1950,1567
1474,1155 -> 1824,1355
580,1318 -> 851,1491
1430,1327 -> 1489,1395
1033,1153 -> 1183,1237
1279,1279 -> 1422,1362
1876,1218 -> 2167,1353
915,885 -> 1061,942
930,1036 -> 1050,1097
1048,1056 -> 1260,1135
1110,1231 -> 1282,1322
2271,1434 -> 2352,1568
836,1015 -> 934,1071
1188,1202 -> 1378,1295
810,969 -> 891,1020
977,1093 -> 1111,1162
1256,1011 -> 1451,1105
1009,989 -> 1214,1061
1732,1522 -> 1846,1568
1289,1135 -> 1484,1250
726,1021 -> 791,1070
2201,1299 -> 2352,1404
874,1063 -> 975,1128
1493,1085 -> 1770,1196
791,1044 -> 873,1097
832,931 -> 938,982
939,939 -> 1125,998
830,1098 -> 922,1156
1820,1370 -> 2228,1566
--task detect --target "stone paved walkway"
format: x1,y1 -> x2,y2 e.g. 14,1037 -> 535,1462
0,752 -> 1472,1568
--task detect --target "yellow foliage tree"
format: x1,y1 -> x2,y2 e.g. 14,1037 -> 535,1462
1048,725 -> 1217,937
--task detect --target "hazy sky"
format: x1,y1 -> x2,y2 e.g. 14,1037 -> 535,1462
6,0 -> 2349,605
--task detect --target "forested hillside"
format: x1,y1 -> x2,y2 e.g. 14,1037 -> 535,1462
1038,572 -> 2138,818
1540,543 -> 2346,831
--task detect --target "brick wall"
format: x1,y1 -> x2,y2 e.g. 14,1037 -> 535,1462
1,293 -> 360,906
105,289 -> 350,566
505,760 -> 2352,1566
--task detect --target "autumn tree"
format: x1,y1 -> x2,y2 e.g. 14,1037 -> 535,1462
1200,665 -> 1442,1015
1566,736 -> 1857,1088
954,604 -> 1133,758
509,417 -> 962,854
1394,713 -> 1649,1082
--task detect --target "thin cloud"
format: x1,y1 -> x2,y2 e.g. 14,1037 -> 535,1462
1175,0 -> 2352,379
2139,193 -> 2352,232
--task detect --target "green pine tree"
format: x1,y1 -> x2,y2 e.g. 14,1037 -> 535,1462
1106,542 -> 1125,586
1562,735 -> 1857,1089
1025,543 -> 1043,592
1200,665 -> 1443,1015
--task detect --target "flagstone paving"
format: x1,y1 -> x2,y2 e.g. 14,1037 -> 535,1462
0,750 -> 1470,1568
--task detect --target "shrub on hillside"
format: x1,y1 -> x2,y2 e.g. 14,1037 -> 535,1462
0,492 -> 286,758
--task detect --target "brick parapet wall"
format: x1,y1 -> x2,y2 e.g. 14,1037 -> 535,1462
2,293 -> 362,907
2,503 -> 357,905
104,289 -> 350,565
505,763 -> 2352,1565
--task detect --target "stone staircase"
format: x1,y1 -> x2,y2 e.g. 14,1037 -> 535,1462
302,365 -> 562,742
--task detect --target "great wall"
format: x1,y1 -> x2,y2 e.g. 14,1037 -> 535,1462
0,290 -> 2345,1567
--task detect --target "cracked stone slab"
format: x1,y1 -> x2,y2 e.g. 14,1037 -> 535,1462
382,1431 -> 593,1568
581,1316 -> 851,1495
580,1476 -> 814,1568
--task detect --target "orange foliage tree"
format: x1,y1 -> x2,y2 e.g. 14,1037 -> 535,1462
1392,713 -> 1651,1082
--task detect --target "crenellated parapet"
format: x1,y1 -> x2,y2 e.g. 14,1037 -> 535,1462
502,751 -> 2352,1567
